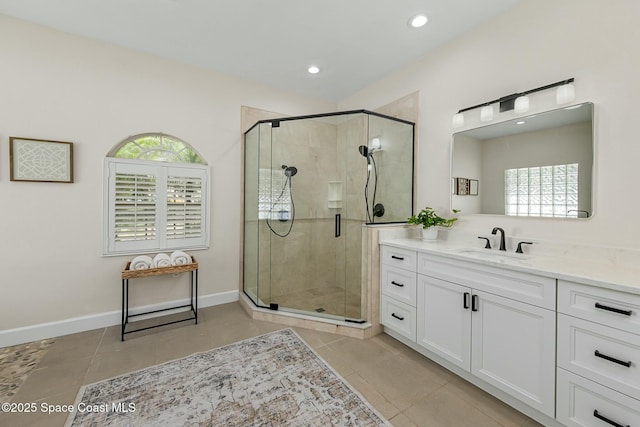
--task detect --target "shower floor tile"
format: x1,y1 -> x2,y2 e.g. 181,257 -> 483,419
266,286 -> 362,320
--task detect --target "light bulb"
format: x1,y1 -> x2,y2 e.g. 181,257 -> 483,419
514,96 -> 530,114
452,113 -> 464,128
480,105 -> 494,122
556,83 -> 575,104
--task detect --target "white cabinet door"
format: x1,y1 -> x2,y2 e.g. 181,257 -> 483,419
417,274 -> 471,371
471,290 -> 556,417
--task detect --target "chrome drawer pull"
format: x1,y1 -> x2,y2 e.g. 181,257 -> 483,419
391,281 -> 404,287
391,313 -> 404,321
391,255 -> 405,261
595,302 -> 632,316
594,350 -> 632,368
593,409 -> 629,427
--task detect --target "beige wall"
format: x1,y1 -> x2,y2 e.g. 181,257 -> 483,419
0,15 -> 333,335
339,0 -> 640,249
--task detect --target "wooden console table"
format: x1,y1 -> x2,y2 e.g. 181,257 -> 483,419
121,256 -> 198,341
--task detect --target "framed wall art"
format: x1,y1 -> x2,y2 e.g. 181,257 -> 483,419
453,177 -> 469,195
10,137 -> 74,183
453,177 -> 479,196
469,179 -> 479,196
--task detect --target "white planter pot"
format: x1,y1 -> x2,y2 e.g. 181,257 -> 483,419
421,227 -> 438,241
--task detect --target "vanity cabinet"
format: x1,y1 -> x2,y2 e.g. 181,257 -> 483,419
556,280 -> 640,426
379,245 -> 417,341
416,252 -> 556,417
379,241 -> 640,426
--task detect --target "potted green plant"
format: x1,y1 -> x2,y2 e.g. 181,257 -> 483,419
407,207 -> 459,241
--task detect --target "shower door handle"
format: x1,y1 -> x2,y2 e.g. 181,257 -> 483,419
335,214 -> 341,237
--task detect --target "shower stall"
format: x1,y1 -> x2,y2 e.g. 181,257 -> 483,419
243,110 -> 414,322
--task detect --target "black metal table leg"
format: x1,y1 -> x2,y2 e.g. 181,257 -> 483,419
121,279 -> 126,341
194,269 -> 198,324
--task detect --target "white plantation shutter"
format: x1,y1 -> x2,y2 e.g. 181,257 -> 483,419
115,172 -> 157,242
166,167 -> 207,247
104,159 -> 209,255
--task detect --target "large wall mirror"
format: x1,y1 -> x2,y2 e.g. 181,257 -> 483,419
451,102 -> 593,219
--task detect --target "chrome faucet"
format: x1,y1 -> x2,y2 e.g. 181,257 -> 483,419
491,227 -> 506,251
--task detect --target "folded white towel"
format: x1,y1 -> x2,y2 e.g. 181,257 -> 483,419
130,255 -> 153,270
152,253 -> 172,268
170,250 -> 192,266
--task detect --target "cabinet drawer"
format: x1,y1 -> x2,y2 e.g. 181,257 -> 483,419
381,265 -> 417,307
418,252 -> 556,309
380,245 -> 417,272
558,314 -> 640,400
557,368 -> 640,427
380,295 -> 416,341
558,280 -> 640,335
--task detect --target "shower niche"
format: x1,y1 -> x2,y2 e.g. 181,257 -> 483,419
244,110 -> 414,322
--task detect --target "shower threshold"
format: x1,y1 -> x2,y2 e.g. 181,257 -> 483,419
239,293 -> 373,339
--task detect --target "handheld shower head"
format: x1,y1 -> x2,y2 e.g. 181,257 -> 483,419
282,165 -> 298,177
358,145 -> 369,157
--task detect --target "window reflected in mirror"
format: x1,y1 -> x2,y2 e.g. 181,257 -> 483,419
451,103 -> 593,219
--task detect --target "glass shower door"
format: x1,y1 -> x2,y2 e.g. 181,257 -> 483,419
262,114 -> 364,321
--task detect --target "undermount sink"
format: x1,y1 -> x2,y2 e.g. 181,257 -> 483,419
453,247 -> 531,262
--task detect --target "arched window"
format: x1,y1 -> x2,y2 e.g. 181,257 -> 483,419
103,133 -> 209,255
109,133 -> 206,164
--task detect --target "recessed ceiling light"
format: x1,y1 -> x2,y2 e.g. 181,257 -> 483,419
409,14 -> 428,28
307,65 -> 320,74
516,121 -> 526,125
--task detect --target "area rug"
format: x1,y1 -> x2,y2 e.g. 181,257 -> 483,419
0,339 -> 53,402
66,329 -> 389,426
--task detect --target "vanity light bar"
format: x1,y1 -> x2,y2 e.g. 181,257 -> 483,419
456,78 -> 574,114
453,78 -> 575,128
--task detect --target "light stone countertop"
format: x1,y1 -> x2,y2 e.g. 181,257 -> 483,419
379,235 -> 640,296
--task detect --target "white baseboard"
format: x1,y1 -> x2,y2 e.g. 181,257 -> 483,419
0,290 -> 239,348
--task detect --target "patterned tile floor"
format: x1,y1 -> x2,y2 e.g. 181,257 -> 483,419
0,303 -> 543,427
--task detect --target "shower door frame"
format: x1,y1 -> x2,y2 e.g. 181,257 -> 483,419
243,109 -> 415,322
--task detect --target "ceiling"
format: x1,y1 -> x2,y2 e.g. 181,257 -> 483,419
0,0 -> 523,102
